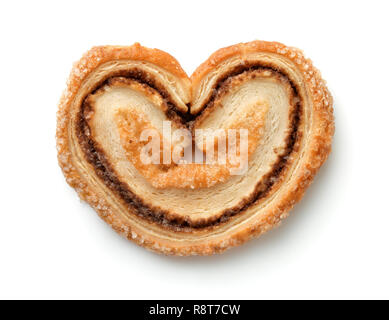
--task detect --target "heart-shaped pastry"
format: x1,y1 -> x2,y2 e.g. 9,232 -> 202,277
57,41 -> 334,255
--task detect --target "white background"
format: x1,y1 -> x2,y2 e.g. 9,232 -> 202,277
0,0 -> 388,300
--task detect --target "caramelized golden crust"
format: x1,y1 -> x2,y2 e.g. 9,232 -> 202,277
57,41 -> 334,255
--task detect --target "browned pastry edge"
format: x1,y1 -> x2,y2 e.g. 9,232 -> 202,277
56,41 -> 334,255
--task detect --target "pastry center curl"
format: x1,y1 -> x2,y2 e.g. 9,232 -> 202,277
115,99 -> 269,189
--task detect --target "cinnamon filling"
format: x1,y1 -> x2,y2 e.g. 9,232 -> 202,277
76,65 -> 302,229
